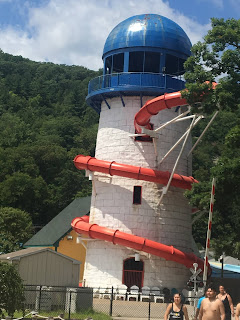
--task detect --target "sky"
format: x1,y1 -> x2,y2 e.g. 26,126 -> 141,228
0,0 -> 239,71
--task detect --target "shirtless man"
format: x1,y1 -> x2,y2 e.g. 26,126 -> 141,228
199,286 -> 225,320
235,303 -> 240,320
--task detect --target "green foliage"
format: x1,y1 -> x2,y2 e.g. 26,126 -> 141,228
0,207 -> 33,253
0,262 -> 25,317
182,18 -> 240,115
183,18 -> 240,257
0,50 -> 99,227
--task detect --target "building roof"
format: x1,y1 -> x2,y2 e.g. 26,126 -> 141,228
24,196 -> 91,248
103,14 -> 192,57
210,261 -> 240,278
0,247 -> 81,264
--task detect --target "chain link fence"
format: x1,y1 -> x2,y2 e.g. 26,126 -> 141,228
23,285 -> 199,319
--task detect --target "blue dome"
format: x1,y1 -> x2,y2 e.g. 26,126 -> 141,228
103,14 -> 191,57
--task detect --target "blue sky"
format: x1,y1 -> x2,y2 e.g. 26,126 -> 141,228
0,0 -> 239,70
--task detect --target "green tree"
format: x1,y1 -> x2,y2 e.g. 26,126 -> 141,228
183,18 -> 240,114
0,207 -> 33,254
183,18 -> 240,258
0,262 -> 25,317
0,49 -> 99,226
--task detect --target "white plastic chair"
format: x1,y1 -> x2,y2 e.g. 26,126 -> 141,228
140,286 -> 151,302
98,287 -> 107,299
93,287 -> 101,298
127,285 -> 139,301
102,287 -> 112,299
115,284 -> 127,300
151,286 -> 164,303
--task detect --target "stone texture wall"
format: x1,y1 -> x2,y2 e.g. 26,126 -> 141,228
83,96 -> 192,290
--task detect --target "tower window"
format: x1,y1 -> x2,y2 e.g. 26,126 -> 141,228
133,186 -> 142,204
165,54 -> 178,75
105,56 -> 112,74
165,54 -> 186,76
178,58 -> 186,75
113,53 -> 124,73
144,52 -> 160,73
129,52 -> 144,72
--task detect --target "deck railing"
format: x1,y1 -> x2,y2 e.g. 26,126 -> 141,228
88,72 -> 185,95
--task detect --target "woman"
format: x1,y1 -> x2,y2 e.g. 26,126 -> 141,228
164,293 -> 189,320
217,285 -> 234,320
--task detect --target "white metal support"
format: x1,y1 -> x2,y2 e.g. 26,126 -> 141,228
174,115 -> 196,122
89,172 -> 93,180
76,237 -> 87,249
129,107 -> 191,139
92,174 -> 96,195
187,111 -> 219,157
192,211 -> 206,225
141,127 -> 159,138
129,133 -> 148,138
154,107 -> 191,133
159,116 -> 203,164
158,115 -> 196,206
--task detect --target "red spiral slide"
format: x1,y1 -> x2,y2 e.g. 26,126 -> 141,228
72,90 -> 209,272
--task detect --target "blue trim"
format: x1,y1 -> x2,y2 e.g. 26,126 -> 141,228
120,93 -> 125,107
101,94 -> 111,109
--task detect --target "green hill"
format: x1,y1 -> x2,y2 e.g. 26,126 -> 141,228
0,50 -> 100,225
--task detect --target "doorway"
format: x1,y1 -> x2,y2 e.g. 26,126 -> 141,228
123,257 -> 144,289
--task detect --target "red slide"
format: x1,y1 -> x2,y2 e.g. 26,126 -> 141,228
72,215 -> 207,273
74,155 -> 197,190
72,90 -> 209,272
134,91 -> 188,133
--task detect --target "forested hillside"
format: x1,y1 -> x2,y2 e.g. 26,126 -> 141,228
0,50 -> 100,227
0,44 -> 239,258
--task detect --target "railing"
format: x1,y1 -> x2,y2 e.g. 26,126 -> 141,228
88,72 -> 185,95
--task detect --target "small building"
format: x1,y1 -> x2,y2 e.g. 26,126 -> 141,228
24,196 -> 91,284
0,247 -> 80,287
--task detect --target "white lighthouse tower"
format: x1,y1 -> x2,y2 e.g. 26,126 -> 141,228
72,14 -> 203,291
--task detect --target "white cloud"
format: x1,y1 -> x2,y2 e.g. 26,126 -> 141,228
0,0 -> 210,70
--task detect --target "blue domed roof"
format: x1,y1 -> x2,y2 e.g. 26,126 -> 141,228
103,14 -> 191,57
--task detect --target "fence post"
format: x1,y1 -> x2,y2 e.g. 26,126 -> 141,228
68,290 -> 72,320
148,294 -> 151,320
38,285 -> 42,312
109,286 -> 113,316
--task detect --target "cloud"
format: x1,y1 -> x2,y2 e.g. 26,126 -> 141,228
0,0 -> 210,70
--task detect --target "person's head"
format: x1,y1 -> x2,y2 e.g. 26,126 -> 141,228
206,285 -> 217,299
173,293 -> 182,304
219,285 -> 226,294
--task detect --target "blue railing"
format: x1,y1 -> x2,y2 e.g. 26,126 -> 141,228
88,72 -> 185,95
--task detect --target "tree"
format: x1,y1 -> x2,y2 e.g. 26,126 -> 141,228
0,262 -> 25,317
183,18 -> 240,114
0,207 -> 33,254
182,18 -> 240,258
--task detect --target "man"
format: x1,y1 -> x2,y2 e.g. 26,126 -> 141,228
235,303 -> 240,320
195,290 -> 207,320
199,286 -> 225,320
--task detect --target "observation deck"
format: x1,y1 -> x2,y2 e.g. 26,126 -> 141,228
86,72 -> 185,113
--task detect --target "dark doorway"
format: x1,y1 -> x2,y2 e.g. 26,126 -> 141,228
123,258 -> 144,289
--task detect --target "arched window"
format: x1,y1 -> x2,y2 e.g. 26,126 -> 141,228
123,257 -> 144,289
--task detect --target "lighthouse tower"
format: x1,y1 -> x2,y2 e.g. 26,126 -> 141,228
76,14 -> 195,290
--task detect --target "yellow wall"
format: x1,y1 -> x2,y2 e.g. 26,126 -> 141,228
52,230 -> 87,285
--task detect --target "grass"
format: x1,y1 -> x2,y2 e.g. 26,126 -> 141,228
11,309 -> 113,320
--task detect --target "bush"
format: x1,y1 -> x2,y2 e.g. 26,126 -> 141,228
0,262 -> 25,317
